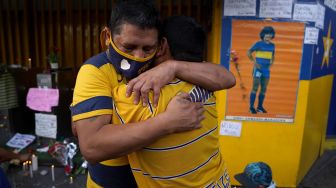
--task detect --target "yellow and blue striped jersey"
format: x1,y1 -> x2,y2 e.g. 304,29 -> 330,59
70,52 -> 134,188
249,41 -> 275,67
112,79 -> 230,188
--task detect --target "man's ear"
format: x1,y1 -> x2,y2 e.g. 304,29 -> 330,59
100,26 -> 111,50
156,37 -> 169,57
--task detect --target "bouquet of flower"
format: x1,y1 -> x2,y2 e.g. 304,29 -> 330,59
230,50 -> 247,99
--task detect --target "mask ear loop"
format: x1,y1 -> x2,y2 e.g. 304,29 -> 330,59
100,27 -> 110,51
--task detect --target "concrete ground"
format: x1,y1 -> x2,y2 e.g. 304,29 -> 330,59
298,150 -> 336,188
3,150 -> 336,188
5,165 -> 86,188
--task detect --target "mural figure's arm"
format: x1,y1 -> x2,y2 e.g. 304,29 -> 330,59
247,50 -> 261,69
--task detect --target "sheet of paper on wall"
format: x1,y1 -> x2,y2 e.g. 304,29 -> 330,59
35,113 -> 57,139
293,3 -> 317,22
259,0 -> 293,18
324,0 -> 336,12
6,133 -> 36,150
36,74 -> 52,88
223,0 -> 256,16
26,88 -> 59,112
315,4 -> 325,29
220,121 -> 242,137
304,27 -> 319,45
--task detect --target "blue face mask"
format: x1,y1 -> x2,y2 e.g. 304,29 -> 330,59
106,37 -> 157,80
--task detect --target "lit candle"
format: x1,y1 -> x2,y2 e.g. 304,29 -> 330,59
69,176 -> 73,184
51,165 -> 55,181
32,154 -> 38,171
22,162 -> 26,171
25,161 -> 28,171
29,161 -> 33,178
28,58 -> 31,69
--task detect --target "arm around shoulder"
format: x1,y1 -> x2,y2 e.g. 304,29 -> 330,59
172,60 -> 236,91
74,93 -> 204,164
74,113 -> 189,164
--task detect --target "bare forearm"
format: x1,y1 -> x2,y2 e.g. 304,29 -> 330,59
0,148 -> 19,163
173,60 -> 236,90
78,113 -> 170,164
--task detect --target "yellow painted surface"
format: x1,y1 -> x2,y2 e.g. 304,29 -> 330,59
207,0 -> 222,65
297,75 -> 333,184
210,0 -> 334,186
216,76 -> 333,187
217,81 -> 307,187
325,138 -> 336,150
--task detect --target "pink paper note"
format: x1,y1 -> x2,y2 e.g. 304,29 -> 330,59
26,88 -> 59,112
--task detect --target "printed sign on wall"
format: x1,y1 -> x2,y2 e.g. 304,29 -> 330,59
226,20 -> 305,122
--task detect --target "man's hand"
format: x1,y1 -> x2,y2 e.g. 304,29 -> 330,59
126,61 -> 176,107
254,62 -> 261,69
163,92 -> 204,133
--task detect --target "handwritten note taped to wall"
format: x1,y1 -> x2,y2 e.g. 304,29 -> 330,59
304,27 -> 319,45
26,88 -> 59,112
224,0 -> 256,16
315,4 -> 325,29
35,113 -> 57,139
325,0 -> 336,11
220,121 -> 242,137
293,4 -> 317,22
259,0 -> 293,18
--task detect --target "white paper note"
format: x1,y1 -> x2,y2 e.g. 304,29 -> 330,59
304,27 -> 319,45
35,113 -> 57,139
293,4 -> 317,22
6,133 -> 36,149
224,0 -> 256,16
259,0 -> 293,18
315,4 -> 325,29
325,0 -> 336,11
220,121 -> 242,137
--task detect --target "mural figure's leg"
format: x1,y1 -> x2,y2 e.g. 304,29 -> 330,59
257,77 -> 269,113
249,76 -> 260,114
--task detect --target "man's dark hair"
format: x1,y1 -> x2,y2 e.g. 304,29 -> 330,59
109,0 -> 161,35
163,16 -> 206,62
259,26 -> 275,40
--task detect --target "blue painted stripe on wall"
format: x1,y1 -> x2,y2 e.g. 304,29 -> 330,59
327,75 -> 336,136
300,32 -> 313,80
220,17 -> 232,70
220,3 -> 336,81
309,7 -> 336,80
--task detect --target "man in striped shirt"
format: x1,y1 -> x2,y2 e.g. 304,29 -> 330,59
112,16 -> 232,188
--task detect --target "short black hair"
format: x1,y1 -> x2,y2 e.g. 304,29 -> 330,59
259,26 -> 275,40
109,0 -> 161,35
163,15 -> 206,62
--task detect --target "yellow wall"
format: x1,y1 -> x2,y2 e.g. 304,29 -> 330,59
210,0 -> 334,187
216,63 -> 333,187
297,75 -> 333,183
216,80 -> 308,187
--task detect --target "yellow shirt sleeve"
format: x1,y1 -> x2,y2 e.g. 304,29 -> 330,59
71,64 -> 114,121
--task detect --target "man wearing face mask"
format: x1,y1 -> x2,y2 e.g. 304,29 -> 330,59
71,0 -> 235,187
112,15 -> 231,187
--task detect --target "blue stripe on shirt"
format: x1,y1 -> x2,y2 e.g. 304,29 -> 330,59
143,126 -> 217,151
131,149 -> 220,180
84,52 -> 110,68
88,163 -> 137,187
70,96 -> 113,116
